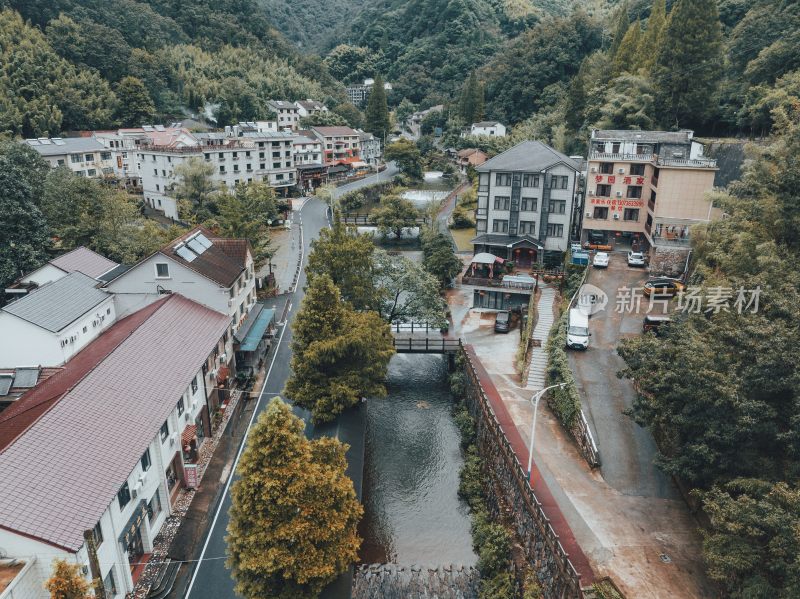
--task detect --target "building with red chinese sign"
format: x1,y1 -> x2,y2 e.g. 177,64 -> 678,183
310,126 -> 362,166
582,129 -> 718,253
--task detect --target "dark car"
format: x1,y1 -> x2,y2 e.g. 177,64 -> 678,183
643,278 -> 686,297
643,315 -> 672,334
494,310 -> 511,333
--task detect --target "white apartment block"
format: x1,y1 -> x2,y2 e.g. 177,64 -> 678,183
24,137 -> 115,179
0,294 -> 230,599
472,141 -> 580,267
310,126 -> 362,165
292,134 -> 323,165
267,100 -> 300,130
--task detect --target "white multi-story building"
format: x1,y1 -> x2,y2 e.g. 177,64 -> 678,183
292,133 -> 323,165
294,99 -> 328,119
469,121 -> 507,137
0,271 -> 116,368
104,227 -> 256,336
24,137 -> 115,179
358,130 -> 382,166
0,294 -> 231,599
472,141 -> 580,267
267,100 -> 300,130
310,126 -> 362,166
137,131 -> 296,219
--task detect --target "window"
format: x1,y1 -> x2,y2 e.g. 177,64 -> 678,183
521,198 -> 537,212
627,186 -> 642,199
117,482 -> 131,510
100,151 -> 112,160
548,200 -> 566,214
107,307 -> 111,315
57,159 -> 65,166
220,166 -> 226,174
492,219 -> 509,233
260,163 -> 266,169
546,223 -> 564,237
166,462 -> 178,491
87,169 -> 96,177
550,175 -> 569,189
153,168 -> 158,176
233,164 -> 239,172
522,174 -> 539,187
103,568 -> 117,597
92,522 -> 104,546
599,162 -> 614,174
85,153 -> 94,162
630,163 -> 645,176
191,376 -> 198,394
593,207 -> 609,219
596,184 -> 611,197
495,173 -> 511,186
273,162 -> 281,169
155,263 -> 170,278
493,196 -> 510,210
177,397 -> 185,416
624,208 -> 640,221
83,326 -> 88,333
519,221 -> 535,235
147,491 -> 162,525
70,153 -> 82,163
272,151 -> 281,158
160,420 -> 169,442
140,449 -> 151,472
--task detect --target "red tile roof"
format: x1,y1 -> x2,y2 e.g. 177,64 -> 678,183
0,295 -> 229,552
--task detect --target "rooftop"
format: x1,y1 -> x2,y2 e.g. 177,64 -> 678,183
268,100 -> 297,110
159,228 -> 250,288
591,129 -> 694,144
49,247 -> 119,280
473,121 -> 502,127
311,126 -> 360,137
2,272 -> 110,333
296,100 -> 325,110
0,295 -> 230,552
24,137 -> 106,156
477,140 -> 580,173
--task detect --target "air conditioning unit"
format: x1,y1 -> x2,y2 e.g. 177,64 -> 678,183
170,432 -> 178,446
209,368 -> 218,380
138,473 -> 148,487
585,211 -> 592,218
219,353 -> 227,364
613,213 -> 620,220
132,482 -> 142,498
615,191 -> 623,197
617,168 -> 625,174
590,166 -> 597,173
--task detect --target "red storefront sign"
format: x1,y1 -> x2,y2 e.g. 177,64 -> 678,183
589,197 -> 644,210
184,464 -> 198,489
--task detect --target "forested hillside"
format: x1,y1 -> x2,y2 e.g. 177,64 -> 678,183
0,0 -> 345,136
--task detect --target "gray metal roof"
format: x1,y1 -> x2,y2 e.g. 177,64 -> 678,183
24,137 -> 106,156
3,272 -> 110,333
477,141 -> 580,173
591,129 -> 693,144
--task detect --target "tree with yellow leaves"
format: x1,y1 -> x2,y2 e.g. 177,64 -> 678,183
44,559 -> 90,599
226,398 -> 363,598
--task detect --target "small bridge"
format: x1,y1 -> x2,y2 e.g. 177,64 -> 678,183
392,336 -> 462,354
342,213 -> 428,226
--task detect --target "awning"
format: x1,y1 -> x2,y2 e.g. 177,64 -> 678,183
238,307 -> 275,352
350,161 -> 369,168
182,424 -> 197,446
472,252 -> 505,265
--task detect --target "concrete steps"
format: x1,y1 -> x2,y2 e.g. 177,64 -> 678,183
526,287 -> 557,391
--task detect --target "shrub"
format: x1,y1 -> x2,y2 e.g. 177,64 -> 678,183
451,204 -> 476,228
474,517 -> 512,577
458,450 -> 483,508
449,370 -> 468,399
544,310 -> 582,428
453,406 -> 476,446
480,572 -> 516,599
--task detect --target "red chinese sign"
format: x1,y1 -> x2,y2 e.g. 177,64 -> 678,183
590,197 -> 644,210
184,463 -> 198,489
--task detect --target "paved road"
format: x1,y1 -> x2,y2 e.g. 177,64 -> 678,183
184,198 -> 363,599
568,255 -> 677,498
331,162 -> 398,199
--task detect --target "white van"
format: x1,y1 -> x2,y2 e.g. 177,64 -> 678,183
566,309 -> 590,350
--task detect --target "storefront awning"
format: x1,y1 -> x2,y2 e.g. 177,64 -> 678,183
238,307 -> 275,352
471,252 -> 505,265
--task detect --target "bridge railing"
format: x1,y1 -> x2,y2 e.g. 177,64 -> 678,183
392,337 -> 462,353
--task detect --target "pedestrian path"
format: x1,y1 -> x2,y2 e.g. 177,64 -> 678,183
526,286 -> 557,390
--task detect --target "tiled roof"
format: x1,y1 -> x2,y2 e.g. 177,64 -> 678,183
296,100 -> 324,110
160,228 -> 250,288
311,126 -> 360,137
50,247 -> 118,280
0,295 -> 230,551
473,121 -> 501,127
476,141 -> 580,173
592,129 -> 693,144
2,272 -> 110,333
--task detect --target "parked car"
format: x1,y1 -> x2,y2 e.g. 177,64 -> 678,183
566,309 -> 590,349
643,278 -> 686,297
592,252 -> 610,268
643,315 -> 672,335
627,251 -> 646,267
494,310 -> 511,333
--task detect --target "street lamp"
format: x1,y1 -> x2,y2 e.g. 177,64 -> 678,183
527,382 -> 567,478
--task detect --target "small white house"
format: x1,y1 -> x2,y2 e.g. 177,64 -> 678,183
0,294 -> 230,599
0,272 -> 116,368
470,121 -> 507,137
294,99 -> 329,119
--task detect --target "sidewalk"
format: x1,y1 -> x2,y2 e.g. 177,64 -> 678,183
446,284 -> 712,598
259,201 -> 304,294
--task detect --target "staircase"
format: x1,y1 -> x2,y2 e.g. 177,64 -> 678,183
146,559 -> 180,599
526,286 -> 557,390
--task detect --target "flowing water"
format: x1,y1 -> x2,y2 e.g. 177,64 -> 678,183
358,354 -> 477,567
401,171 -> 453,207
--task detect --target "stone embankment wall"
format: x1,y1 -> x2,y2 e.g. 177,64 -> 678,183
461,345 -> 586,599
352,564 -> 480,599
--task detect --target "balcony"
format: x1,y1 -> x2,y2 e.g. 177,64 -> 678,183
590,151 -> 654,162
655,156 -> 716,168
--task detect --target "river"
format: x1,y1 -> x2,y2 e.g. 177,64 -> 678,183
358,353 -> 477,567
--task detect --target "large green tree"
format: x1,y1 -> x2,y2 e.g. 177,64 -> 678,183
459,71 -> 484,124
373,249 -> 447,326
227,398 -> 363,598
211,182 -> 277,268
174,157 -> 219,222
652,0 -> 724,128
384,139 -> 423,180
371,194 -> 420,240
0,142 -> 50,288
364,73 -> 390,140
421,229 -> 464,289
284,274 -> 394,422
114,76 -> 155,127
